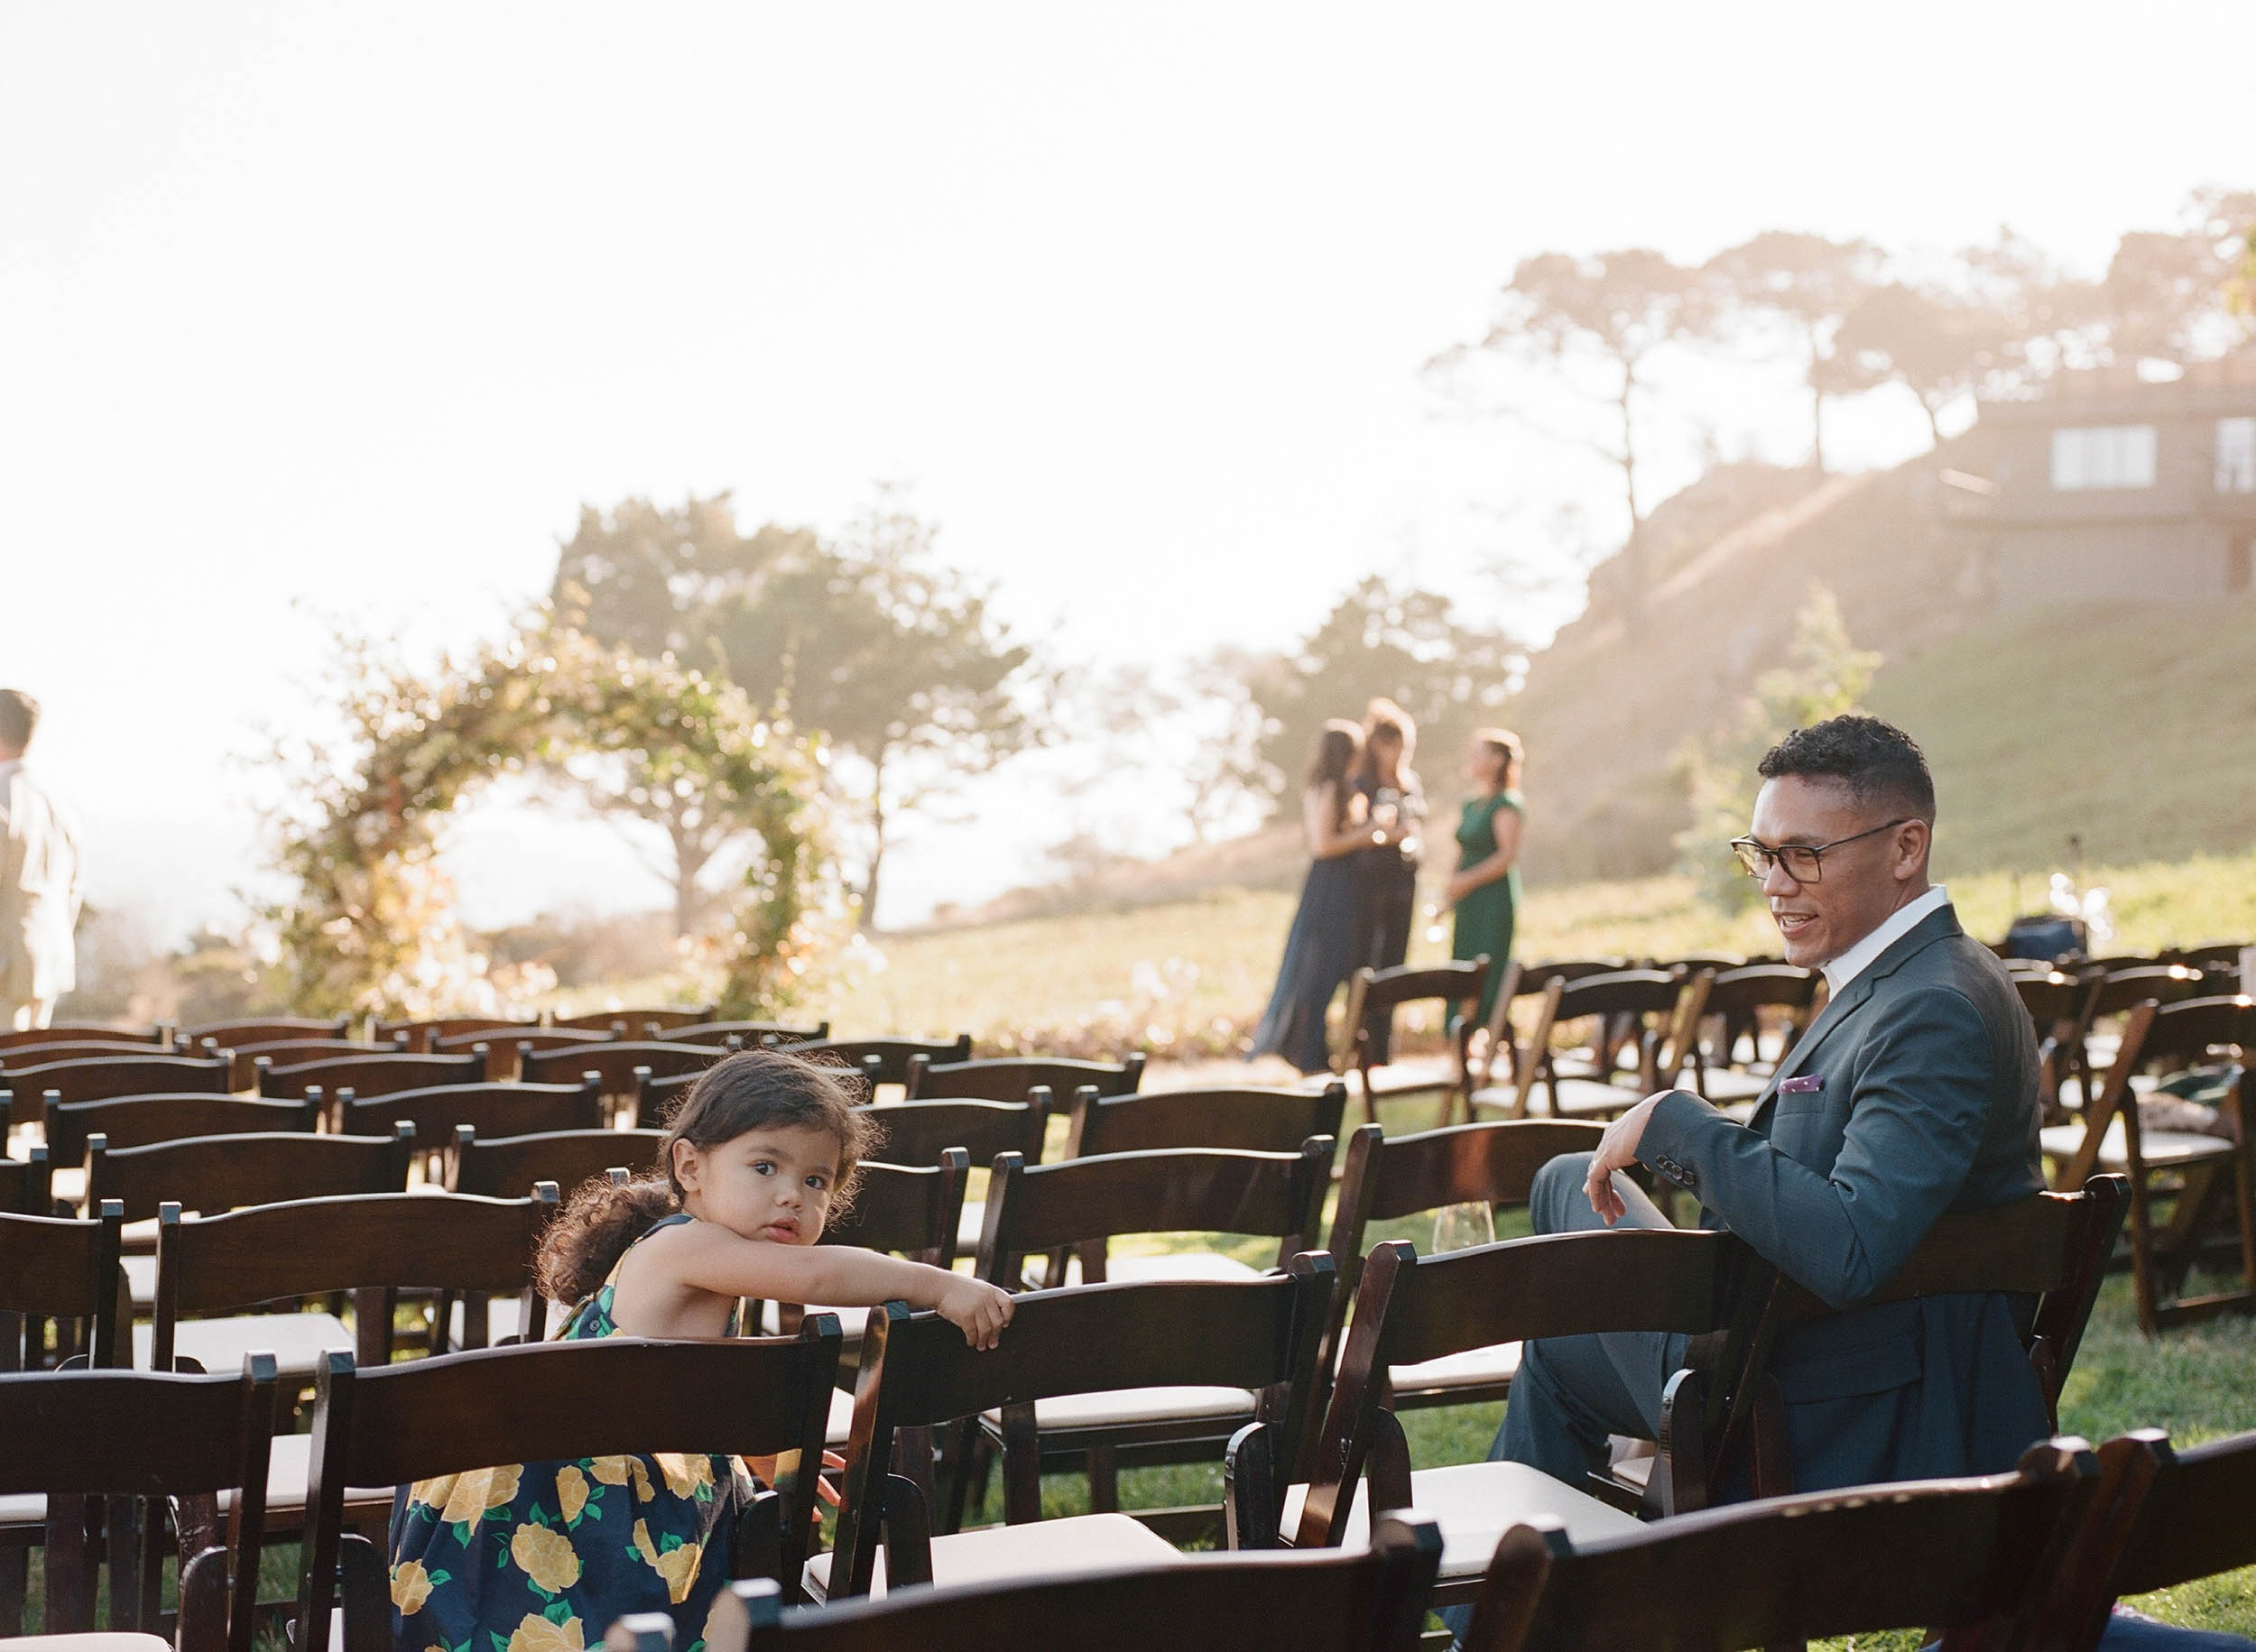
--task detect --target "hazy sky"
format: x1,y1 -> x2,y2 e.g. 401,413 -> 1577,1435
4,3 -> 2250,936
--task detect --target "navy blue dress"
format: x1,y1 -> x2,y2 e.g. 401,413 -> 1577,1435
1251,849 -> 1364,1076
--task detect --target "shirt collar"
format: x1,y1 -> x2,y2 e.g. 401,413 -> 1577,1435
1821,884 -> 1950,996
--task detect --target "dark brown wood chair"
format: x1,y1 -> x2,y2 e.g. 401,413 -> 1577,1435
791,1035 -> 971,1088
1474,968 -> 1710,1122
1065,1082 -> 1348,1159
254,1050 -> 484,1107
858,1097 -> 1047,1171
519,1040 -> 721,1124
675,1507 -> 1439,1652
223,1037 -> 402,1090
1682,963 -> 1822,1109
1467,959 -> 1631,1100
547,1003 -> 715,1035
293,1326 -> 842,1650
2029,1426 -> 2256,1652
373,1015 -> 537,1053
671,1019 -> 831,1047
43,1093 -> 320,1170
2061,963 -> 2205,1111
1456,1435 -> 2099,1652
4,1054 -> 230,1129
1318,1119 -> 1605,1420
906,1053 -> 1144,1102
0,1038 -> 186,1070
2015,970 -> 2088,1124
2040,996 -> 2252,1334
0,1355 -> 281,1652
1284,1231 -> 1780,1609
1335,959 -> 1492,1129
180,1016 -> 350,1049
812,1259 -> 1335,1602
0,1021 -> 163,1051
337,1076 -> 605,1149
432,1025 -> 611,1079
448,1124 -> 666,1199
0,1146 -> 51,1217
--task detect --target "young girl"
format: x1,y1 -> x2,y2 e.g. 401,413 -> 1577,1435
388,1048 -> 1012,1652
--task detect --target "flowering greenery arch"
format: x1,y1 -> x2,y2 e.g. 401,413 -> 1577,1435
265,620 -> 829,1020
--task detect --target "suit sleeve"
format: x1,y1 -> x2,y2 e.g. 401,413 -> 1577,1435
1636,984 -> 1992,1310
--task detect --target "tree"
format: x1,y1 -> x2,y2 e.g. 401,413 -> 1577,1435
1832,283 -> 2015,448
1432,248 -> 1709,623
1250,577 -> 1525,815
1704,231 -> 1883,474
1674,585 -> 1880,912
554,488 -> 1044,930
2097,189 -> 2256,365
1076,651 -> 1271,845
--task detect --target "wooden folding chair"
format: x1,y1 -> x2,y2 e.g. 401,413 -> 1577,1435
2015,970 -> 2088,1124
4,1055 -> 230,1131
220,1037 -> 404,1090
44,1094 -> 320,1169
1457,1436 -> 2099,1652
671,1020 -> 831,1047
294,1327 -> 842,1652
1318,1120 -> 1605,1420
1282,1231 -> 1780,1609
519,1040 -> 721,1124
433,1025 -> 612,1080
2030,1426 -> 2256,1652
1475,968 -> 1710,1121
1682,963 -> 1822,1109
2060,963 -> 2205,1111
548,1004 -> 715,1035
907,1054 -> 1144,1102
791,1035 -> 971,1089
811,1260 -> 1335,1601
1,1038 -> 190,1070
0,1021 -> 164,1051
180,1015 -> 349,1050
1466,960 -> 1630,1101
1064,1082 -> 1348,1160
652,1508 -> 1440,1652
374,1015 -> 537,1053
859,1099 -> 1046,1170
959,1141 -> 1332,1522
1331,960 -> 1491,1129
338,1076 -> 605,1151
2040,996 -> 2252,1334
448,1125 -> 666,1199
0,1146 -> 51,1217
0,1355 -> 282,1652
254,1050 -> 483,1108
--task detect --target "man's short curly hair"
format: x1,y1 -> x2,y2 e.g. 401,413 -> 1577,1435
1757,715 -> 1935,822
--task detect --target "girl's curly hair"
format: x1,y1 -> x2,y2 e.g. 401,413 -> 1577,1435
535,1047 -> 879,1309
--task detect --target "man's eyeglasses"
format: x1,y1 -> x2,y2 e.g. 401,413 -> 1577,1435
1728,819 -> 1912,883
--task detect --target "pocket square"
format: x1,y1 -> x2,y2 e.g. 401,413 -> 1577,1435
1780,1075 -> 1825,1095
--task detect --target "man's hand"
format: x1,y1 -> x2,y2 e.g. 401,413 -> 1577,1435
1583,1092 -> 1671,1225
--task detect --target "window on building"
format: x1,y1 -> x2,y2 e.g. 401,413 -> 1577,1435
2050,425 -> 2159,490
2218,417 -> 2256,494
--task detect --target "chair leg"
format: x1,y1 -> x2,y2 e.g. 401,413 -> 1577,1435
0,1544 -> 27,1638
2128,1176 -> 2159,1336
1086,1445 -> 1119,1513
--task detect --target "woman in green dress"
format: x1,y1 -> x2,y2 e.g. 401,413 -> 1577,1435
1446,728 -> 1526,1031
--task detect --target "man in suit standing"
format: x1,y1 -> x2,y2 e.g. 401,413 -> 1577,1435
0,689 -> 82,1032
1493,715 -> 2048,1494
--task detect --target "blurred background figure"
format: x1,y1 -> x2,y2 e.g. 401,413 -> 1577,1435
1445,727 -> 1526,1032
1250,718 -> 1373,1075
0,689 -> 82,1031
1350,697 -> 1423,1062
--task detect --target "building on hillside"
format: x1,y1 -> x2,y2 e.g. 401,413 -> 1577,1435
1969,353 -> 2256,610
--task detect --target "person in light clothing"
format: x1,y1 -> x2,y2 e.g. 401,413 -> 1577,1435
0,689 -> 81,1032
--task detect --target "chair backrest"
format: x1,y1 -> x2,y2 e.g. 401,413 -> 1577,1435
180,1016 -> 350,1047
1,1144 -> 51,1214
791,1035 -> 972,1086
295,1328 -> 842,1652
0,1022 -> 164,1050
1458,1437 -> 2098,1652
1297,1230 -> 1780,1546
0,1356 -> 281,1651
818,1150 -> 969,1269
907,1053 -> 1144,1102
858,1097 -> 1046,1170
2054,994 -> 2249,1194
5,1054 -> 230,1122
432,1026 -> 611,1078
1341,959 -> 1491,1052
2077,962 -> 2205,1025
826,1260 -> 1336,1598
548,1004 -> 714,1033
1780,1177 -> 2130,1425
374,1016 -> 537,1053
1512,968 -> 1706,1113
671,1020 -> 831,1047
339,1077 -> 605,1144
225,1038 -> 400,1089
1,1038 -> 182,1069
1066,1082 -> 1349,1159
154,1188 -> 557,1370
0,1202 -> 125,1369
448,1125 -> 666,1199
2122,992 -> 2256,1066
2015,970 -> 2086,1037
517,1039 -> 721,1093
254,1050 -> 484,1101
87,1126 -> 416,1223
693,1509 -> 1441,1652
975,1140 -> 1333,1287
1700,962 -> 1822,1018
44,1093 -> 319,1166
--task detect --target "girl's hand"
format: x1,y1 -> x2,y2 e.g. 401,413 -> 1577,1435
938,1276 -> 1014,1351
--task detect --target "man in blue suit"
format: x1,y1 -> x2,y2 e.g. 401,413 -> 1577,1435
1495,715 -> 2050,1493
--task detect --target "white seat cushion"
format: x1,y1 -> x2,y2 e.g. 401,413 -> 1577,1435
1353,1061 -> 1458,1096
1096,1252 -> 1263,1285
1467,1084 -> 1520,1113
979,1385 -> 1258,1432
134,1312 -> 353,1378
448,1295 -> 541,1347
957,1199 -> 985,1251
122,1254 -> 156,1309
217,1432 -> 393,1517
802,1509 -> 1180,1600
0,1490 -> 44,1530
1,1633 -> 173,1651
1282,1459 -> 1640,1576
2039,1119 -> 2235,1170
1388,1341 -> 1521,1395
826,1385 -> 855,1446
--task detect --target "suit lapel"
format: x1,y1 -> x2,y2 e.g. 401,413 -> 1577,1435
1741,904 -> 1965,1131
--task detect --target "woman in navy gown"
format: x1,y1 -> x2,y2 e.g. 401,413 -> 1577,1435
1251,720 -> 1394,1075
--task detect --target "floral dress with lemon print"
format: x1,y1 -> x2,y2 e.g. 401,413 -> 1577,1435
388,1215 -> 754,1652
